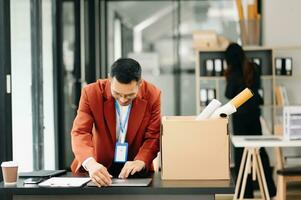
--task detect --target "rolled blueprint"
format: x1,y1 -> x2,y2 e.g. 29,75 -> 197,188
209,102 -> 237,119
229,88 -> 254,109
210,88 -> 254,119
196,99 -> 222,120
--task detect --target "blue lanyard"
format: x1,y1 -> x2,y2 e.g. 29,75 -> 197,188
115,101 -> 131,142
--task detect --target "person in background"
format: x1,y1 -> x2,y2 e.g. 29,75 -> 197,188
224,43 -> 276,198
70,58 -> 161,187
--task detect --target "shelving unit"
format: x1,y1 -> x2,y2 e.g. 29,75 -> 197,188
272,47 -> 301,138
195,46 -> 301,134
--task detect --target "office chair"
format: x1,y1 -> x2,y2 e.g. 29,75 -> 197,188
274,125 -> 301,200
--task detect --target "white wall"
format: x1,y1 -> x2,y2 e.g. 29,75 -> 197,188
263,0 -> 301,46
263,0 -> 301,165
11,0 -> 33,172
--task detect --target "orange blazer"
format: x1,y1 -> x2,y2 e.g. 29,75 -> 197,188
71,79 -> 161,175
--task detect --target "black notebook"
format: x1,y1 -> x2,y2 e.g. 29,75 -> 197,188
19,170 -> 67,178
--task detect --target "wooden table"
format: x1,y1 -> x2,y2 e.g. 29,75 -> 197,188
231,135 -> 301,200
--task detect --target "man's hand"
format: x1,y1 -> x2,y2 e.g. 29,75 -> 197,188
118,160 -> 145,179
86,159 -> 112,187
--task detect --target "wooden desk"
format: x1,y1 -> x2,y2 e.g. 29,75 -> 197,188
231,135 -> 301,200
0,172 -> 235,200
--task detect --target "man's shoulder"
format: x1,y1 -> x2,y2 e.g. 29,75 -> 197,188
140,80 -> 161,100
83,79 -> 109,95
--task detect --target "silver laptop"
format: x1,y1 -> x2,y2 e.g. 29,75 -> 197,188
19,170 -> 67,178
87,178 -> 152,187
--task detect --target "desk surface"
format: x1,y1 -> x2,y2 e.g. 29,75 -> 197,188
231,135 -> 301,147
0,172 -> 234,196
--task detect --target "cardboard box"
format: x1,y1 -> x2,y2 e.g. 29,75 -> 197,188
160,116 -> 229,180
192,31 -> 230,49
192,31 -> 219,49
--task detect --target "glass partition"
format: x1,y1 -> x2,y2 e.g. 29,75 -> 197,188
106,0 -> 240,115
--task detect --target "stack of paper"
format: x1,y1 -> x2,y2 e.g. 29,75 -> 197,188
38,177 -> 91,187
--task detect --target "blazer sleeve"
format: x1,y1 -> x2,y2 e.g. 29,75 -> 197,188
134,92 -> 161,170
71,88 -> 95,172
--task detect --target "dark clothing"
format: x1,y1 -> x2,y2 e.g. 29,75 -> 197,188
108,162 -> 148,178
108,162 -> 124,177
232,115 -> 276,198
225,63 -> 263,116
225,62 -> 276,198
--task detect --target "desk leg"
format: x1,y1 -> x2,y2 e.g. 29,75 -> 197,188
233,147 -> 272,200
255,149 -> 265,199
277,175 -> 286,200
233,148 -> 248,200
252,148 -> 257,181
239,148 -> 252,200
255,148 -> 270,200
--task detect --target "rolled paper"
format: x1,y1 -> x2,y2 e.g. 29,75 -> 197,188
229,88 -> 254,109
196,99 -> 222,120
209,102 -> 237,119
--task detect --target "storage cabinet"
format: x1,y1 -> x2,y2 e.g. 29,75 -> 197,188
195,46 -> 301,136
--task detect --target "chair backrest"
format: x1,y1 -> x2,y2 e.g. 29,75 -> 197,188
273,121 -> 285,170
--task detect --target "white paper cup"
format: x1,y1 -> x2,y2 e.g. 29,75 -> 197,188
1,161 -> 18,185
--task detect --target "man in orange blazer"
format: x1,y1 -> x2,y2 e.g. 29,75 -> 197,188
71,58 -> 161,187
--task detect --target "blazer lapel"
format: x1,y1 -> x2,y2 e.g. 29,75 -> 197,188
103,81 -> 116,143
126,97 -> 147,145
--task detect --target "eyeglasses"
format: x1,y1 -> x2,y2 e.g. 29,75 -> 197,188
110,77 -> 140,100
111,90 -> 137,100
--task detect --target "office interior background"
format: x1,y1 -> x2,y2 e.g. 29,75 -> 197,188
1,0 -> 301,185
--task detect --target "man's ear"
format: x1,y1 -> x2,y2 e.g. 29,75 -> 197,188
137,80 -> 142,87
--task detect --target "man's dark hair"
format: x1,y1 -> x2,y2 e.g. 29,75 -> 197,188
110,58 -> 142,84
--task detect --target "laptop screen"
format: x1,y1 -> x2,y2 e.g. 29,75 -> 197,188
87,178 -> 152,187
19,170 -> 67,178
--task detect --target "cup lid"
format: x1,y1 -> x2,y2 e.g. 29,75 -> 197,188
1,161 -> 18,167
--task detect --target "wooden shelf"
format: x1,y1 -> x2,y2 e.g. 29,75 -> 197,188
199,104 -> 274,109
194,46 -> 272,52
195,46 -> 301,121
198,75 -> 273,80
260,105 -> 301,109
272,45 -> 301,50
274,75 -> 300,80
199,76 -> 225,80
261,75 -> 273,79
260,104 -> 274,108
274,105 -> 301,108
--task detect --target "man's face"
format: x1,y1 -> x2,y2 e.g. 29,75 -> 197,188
110,77 -> 139,106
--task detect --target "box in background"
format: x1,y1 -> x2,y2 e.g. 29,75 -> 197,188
160,116 -> 229,180
192,31 -> 230,49
192,31 -> 218,49
283,106 -> 301,140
